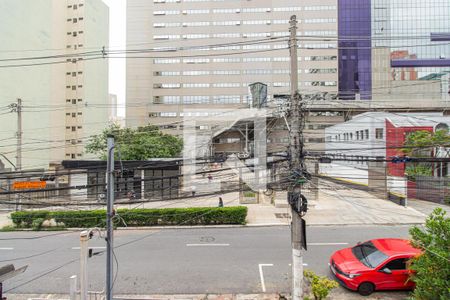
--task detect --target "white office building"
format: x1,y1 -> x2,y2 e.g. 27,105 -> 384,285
0,0 -> 109,169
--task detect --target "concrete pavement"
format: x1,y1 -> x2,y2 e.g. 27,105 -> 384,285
2,226 -> 412,295
2,178 -> 447,229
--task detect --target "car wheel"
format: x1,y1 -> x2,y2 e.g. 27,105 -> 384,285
358,282 -> 375,296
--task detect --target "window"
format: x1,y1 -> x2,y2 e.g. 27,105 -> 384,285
213,70 -> 240,75
213,58 -> 240,63
243,57 -> 270,62
243,8 -> 271,13
213,21 -> 240,26
352,241 -> 388,268
365,129 -> 369,139
72,126 -> 76,132
376,128 -> 384,139
213,83 -> 240,88
183,70 -> 210,76
213,33 -> 240,38
219,138 -> 240,144
213,8 -> 239,14
161,112 -> 177,117
243,20 -> 271,25
184,83 -> 210,88
183,9 -> 209,14
182,96 -> 210,104
383,259 -> 407,270
274,7 -> 301,12
71,154 -> 76,159
213,95 -> 240,104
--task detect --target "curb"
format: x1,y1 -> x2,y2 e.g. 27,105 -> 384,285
5,294 -> 290,300
2,222 -> 425,232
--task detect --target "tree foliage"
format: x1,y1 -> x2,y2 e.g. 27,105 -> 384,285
408,208 -> 450,300
85,123 -> 183,160
402,130 -> 450,179
403,130 -> 450,157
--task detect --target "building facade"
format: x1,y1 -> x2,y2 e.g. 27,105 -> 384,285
325,112 -> 450,176
126,0 -> 339,131
0,0 -> 109,169
338,0 -> 450,100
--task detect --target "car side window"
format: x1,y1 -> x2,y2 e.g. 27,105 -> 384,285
384,258 -> 407,270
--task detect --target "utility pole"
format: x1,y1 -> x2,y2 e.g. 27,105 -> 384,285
288,15 -> 307,300
16,98 -> 22,171
9,98 -> 23,211
106,135 -> 115,300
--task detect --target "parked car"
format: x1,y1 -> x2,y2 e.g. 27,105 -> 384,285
329,238 -> 421,296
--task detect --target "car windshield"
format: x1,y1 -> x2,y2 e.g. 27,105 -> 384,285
352,241 -> 388,268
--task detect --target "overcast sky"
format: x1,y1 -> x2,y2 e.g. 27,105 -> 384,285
103,0 -> 126,117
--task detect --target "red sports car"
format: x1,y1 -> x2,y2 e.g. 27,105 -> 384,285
329,238 -> 421,296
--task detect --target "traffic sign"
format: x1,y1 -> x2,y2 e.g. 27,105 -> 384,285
12,181 -> 46,190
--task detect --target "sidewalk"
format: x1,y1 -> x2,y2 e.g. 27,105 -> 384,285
3,181 -> 447,228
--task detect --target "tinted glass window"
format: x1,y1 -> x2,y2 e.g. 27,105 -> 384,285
384,258 -> 407,270
352,241 -> 388,268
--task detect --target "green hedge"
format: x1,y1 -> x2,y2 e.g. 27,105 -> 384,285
10,206 -> 248,228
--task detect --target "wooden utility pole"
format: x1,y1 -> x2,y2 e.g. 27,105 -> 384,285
288,15 -> 306,300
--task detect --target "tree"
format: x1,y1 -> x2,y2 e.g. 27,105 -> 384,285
408,208 -> 450,300
403,130 -> 450,157
402,130 -> 450,179
85,123 -> 183,160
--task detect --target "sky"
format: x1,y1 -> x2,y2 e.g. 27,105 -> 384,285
103,0 -> 126,117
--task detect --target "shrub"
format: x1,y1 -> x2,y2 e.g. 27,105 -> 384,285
10,206 -> 248,229
31,218 -> 45,230
408,208 -> 450,300
304,269 -> 339,300
10,211 -> 50,228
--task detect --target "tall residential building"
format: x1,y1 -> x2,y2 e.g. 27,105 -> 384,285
338,0 -> 450,100
126,0 -> 338,131
0,0 -> 109,169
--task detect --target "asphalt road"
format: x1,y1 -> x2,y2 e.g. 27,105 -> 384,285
0,225 -> 412,295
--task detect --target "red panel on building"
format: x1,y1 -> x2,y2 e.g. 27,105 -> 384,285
385,119 -> 433,176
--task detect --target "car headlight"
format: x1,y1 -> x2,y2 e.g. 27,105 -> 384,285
348,273 -> 361,279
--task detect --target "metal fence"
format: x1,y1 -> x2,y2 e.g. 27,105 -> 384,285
413,175 -> 450,204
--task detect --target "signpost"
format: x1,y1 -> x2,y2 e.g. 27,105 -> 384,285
12,181 -> 46,190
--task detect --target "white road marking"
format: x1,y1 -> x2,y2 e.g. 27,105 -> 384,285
258,264 -> 273,293
186,243 -> 230,247
288,263 -> 308,266
71,247 -> 106,250
0,247 -> 13,250
308,243 -> 349,246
